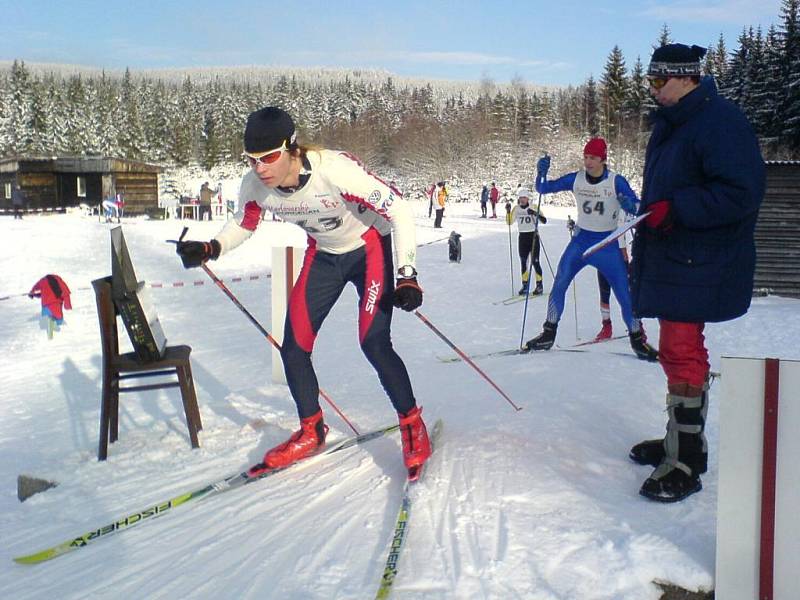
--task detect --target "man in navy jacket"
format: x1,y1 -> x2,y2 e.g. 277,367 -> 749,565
629,43 -> 765,502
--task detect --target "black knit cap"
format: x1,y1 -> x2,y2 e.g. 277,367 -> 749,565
648,43 -> 707,77
244,107 -> 296,153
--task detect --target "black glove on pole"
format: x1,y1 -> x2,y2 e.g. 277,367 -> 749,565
175,239 -> 221,269
167,227 -> 221,269
393,278 -> 423,311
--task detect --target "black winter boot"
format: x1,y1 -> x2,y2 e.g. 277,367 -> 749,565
630,380 -> 710,473
523,321 -> 557,351
639,392 -> 707,503
629,439 -> 708,473
629,330 -> 659,362
639,467 -> 702,503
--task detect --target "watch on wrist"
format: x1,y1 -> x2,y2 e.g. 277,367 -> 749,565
397,265 -> 417,279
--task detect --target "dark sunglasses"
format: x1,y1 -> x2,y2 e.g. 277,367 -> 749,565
647,77 -> 672,90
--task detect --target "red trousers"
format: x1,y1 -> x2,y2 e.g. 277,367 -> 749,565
658,320 -> 709,389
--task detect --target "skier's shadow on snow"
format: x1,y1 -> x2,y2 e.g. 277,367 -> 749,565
82,353 -> 202,445
59,358 -> 100,450
81,352 -> 250,447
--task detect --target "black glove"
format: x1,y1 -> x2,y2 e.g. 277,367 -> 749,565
527,207 -> 547,224
176,239 -> 221,269
393,278 -> 423,312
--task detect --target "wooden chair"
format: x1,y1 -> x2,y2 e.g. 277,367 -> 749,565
92,277 -> 202,460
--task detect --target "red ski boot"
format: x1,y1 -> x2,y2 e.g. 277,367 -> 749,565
398,406 -> 431,479
594,319 -> 613,341
256,410 -> 329,472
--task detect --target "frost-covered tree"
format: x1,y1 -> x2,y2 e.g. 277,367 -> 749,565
655,24 -> 673,49
779,0 -> 800,150
582,76 -> 600,137
600,45 -> 628,144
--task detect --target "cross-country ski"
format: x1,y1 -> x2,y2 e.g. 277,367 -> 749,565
13,424 -> 399,564
375,419 -> 443,599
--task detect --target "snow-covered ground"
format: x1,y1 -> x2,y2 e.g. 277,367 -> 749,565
1,199 -> 796,599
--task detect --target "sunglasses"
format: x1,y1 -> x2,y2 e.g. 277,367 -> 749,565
244,141 -> 287,167
647,77 -> 671,90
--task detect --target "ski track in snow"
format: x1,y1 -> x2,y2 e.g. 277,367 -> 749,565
1,201 -> 797,599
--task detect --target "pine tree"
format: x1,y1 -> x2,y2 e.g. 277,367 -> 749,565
4,60 -> 35,155
582,76 -> 600,136
709,33 -> 730,89
779,0 -> 800,151
746,28 -> 771,136
63,74 -> 95,154
600,45 -> 628,146
723,29 -> 752,107
655,24 -> 673,49
116,69 -> 147,160
624,56 -> 651,147
761,25 -> 785,146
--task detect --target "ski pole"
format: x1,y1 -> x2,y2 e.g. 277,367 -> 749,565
506,211 -> 515,296
413,310 -> 522,412
519,179 -> 547,348
538,235 -> 556,278
569,224 -> 579,341
518,253 -> 533,349
417,236 -> 449,247
200,263 -> 359,435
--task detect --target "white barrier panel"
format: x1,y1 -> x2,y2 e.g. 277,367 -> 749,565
715,357 -> 800,600
270,247 -> 304,384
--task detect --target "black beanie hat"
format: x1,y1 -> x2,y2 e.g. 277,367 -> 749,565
244,107 -> 296,153
648,43 -> 707,77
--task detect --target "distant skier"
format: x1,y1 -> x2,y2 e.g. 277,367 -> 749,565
506,187 -> 546,295
523,139 -> 657,361
29,274 -> 72,339
174,106 -> 432,478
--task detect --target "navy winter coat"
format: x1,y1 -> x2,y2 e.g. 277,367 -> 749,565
630,77 -> 765,323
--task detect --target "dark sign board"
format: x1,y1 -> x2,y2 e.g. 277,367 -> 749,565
110,227 -> 167,362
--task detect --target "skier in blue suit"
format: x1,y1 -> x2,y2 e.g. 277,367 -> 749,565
523,138 -> 657,361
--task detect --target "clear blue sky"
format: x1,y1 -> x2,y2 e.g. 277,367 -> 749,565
0,0 -> 783,86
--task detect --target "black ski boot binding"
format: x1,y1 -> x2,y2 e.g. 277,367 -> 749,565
523,321 -> 557,352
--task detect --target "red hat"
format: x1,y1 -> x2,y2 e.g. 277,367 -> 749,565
583,138 -> 607,160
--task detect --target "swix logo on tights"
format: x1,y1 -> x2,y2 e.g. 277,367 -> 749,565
365,280 -> 382,314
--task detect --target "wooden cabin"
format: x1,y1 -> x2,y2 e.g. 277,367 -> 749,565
0,156 -> 163,216
754,161 -> 800,298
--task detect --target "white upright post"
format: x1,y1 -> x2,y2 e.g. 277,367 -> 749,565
271,247 -> 304,384
715,357 -> 800,600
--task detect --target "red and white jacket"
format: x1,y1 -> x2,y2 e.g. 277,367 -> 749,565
215,150 -> 417,269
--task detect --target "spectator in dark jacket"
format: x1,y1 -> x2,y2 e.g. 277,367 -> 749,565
199,182 -> 214,221
11,183 -> 25,219
629,43 -> 765,503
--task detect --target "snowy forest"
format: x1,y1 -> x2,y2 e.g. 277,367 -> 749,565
1,1 -> 800,186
